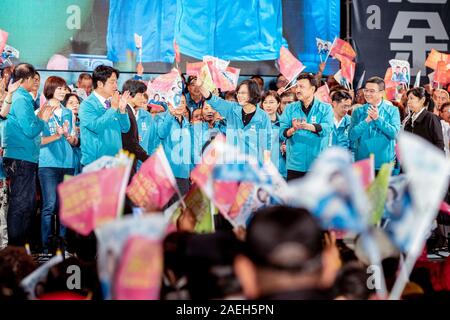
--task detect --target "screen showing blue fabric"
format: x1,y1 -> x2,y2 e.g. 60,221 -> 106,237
106,0 -> 340,74
283,0 -> 340,73
174,0 -> 283,61
107,0 -> 176,63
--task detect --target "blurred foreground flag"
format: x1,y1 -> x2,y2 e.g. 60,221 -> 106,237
281,147 -> 370,232
127,146 -> 177,211
385,133 -> 450,256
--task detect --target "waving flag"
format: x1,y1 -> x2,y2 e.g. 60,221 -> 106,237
114,236 -> 163,300
282,147 -> 370,232
425,49 -> 450,70
434,61 -> 450,85
352,155 -> 375,189
335,53 -> 356,83
126,146 -> 177,210
96,215 -> 167,300
314,84 -> 332,104
366,162 -> 393,225
58,160 -> 132,236
278,46 -> 305,84
0,29 -> 8,54
186,61 -> 204,76
147,69 -> 183,108
330,38 -> 356,60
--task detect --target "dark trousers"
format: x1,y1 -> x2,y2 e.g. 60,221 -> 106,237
287,170 -> 307,182
3,158 -> 38,246
38,167 -> 74,250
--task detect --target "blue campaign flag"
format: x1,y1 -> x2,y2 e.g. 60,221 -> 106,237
212,163 -> 272,185
282,148 -> 370,233
174,0 -> 283,61
107,0 -> 177,63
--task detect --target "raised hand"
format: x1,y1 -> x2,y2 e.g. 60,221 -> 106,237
119,91 -> 131,114
7,78 -> 23,94
110,91 -> 120,110
37,105 -> 56,122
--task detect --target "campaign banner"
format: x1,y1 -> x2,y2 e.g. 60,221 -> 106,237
389,59 -> 410,85
352,1 -> 450,83
147,69 -> 183,108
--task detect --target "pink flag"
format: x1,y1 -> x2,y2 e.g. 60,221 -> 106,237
186,62 -> 204,76
335,53 -> 356,83
114,236 -> 163,300
440,202 -> 450,215
278,47 -> 305,83
126,146 -> 177,210
314,85 -> 331,104
352,156 -> 375,189
330,38 -> 356,60
58,167 -> 127,236
173,39 -> 180,64
190,135 -> 239,215
150,69 -> 180,93
0,29 -> 8,54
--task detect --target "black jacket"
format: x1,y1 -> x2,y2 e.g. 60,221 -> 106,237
404,109 -> 445,152
121,105 -> 149,173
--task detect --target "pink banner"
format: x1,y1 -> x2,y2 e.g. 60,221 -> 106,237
352,157 -> 375,189
126,147 -> 176,210
58,167 -> 126,236
186,62 -> 204,77
114,236 -> 163,300
314,85 -> 331,104
330,38 -> 356,60
0,29 -> 8,54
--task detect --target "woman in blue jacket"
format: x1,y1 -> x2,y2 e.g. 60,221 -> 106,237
261,91 -> 287,178
62,93 -> 82,175
157,94 -> 191,198
38,76 -> 78,252
197,79 -> 272,164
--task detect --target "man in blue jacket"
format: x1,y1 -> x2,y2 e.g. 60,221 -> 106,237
279,73 -> 334,181
79,65 -> 130,166
2,63 -> 54,246
349,77 -> 400,173
330,90 -> 352,150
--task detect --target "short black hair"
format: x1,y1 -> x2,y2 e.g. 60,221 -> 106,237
92,65 -> 119,89
13,63 -> 36,82
78,73 -> 92,82
332,90 -> 352,103
236,79 -> 261,105
62,93 -> 82,107
245,206 -> 323,272
407,87 -> 430,106
365,76 -> 385,91
122,79 -> 147,97
296,72 -> 319,91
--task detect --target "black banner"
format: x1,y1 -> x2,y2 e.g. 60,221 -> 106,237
352,0 -> 450,84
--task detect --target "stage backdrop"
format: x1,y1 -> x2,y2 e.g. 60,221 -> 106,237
0,0 -> 340,76
352,0 -> 450,85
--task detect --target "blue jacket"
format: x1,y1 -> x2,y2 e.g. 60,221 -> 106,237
207,95 -> 272,164
157,111 -> 191,179
349,100 -> 400,169
270,118 -> 287,178
136,109 -> 159,156
331,115 -> 352,149
78,93 -> 130,165
279,99 -> 334,172
3,87 -> 45,163
39,106 -> 74,169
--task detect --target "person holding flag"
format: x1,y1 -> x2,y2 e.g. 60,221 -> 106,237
196,78 -> 272,164
157,94 -> 191,198
279,72 -> 334,180
349,77 -> 400,175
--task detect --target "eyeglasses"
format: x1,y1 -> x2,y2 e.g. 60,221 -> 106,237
363,89 -> 380,94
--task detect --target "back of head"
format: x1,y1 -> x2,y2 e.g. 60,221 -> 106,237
246,206 -> 323,272
13,63 -> 36,84
122,79 -> 147,97
333,262 -> 373,300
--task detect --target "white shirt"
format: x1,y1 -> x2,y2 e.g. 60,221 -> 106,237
441,120 -> 450,158
411,107 -> 426,125
93,90 -> 109,109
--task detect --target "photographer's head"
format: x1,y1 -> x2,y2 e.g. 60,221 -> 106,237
234,206 -> 336,299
